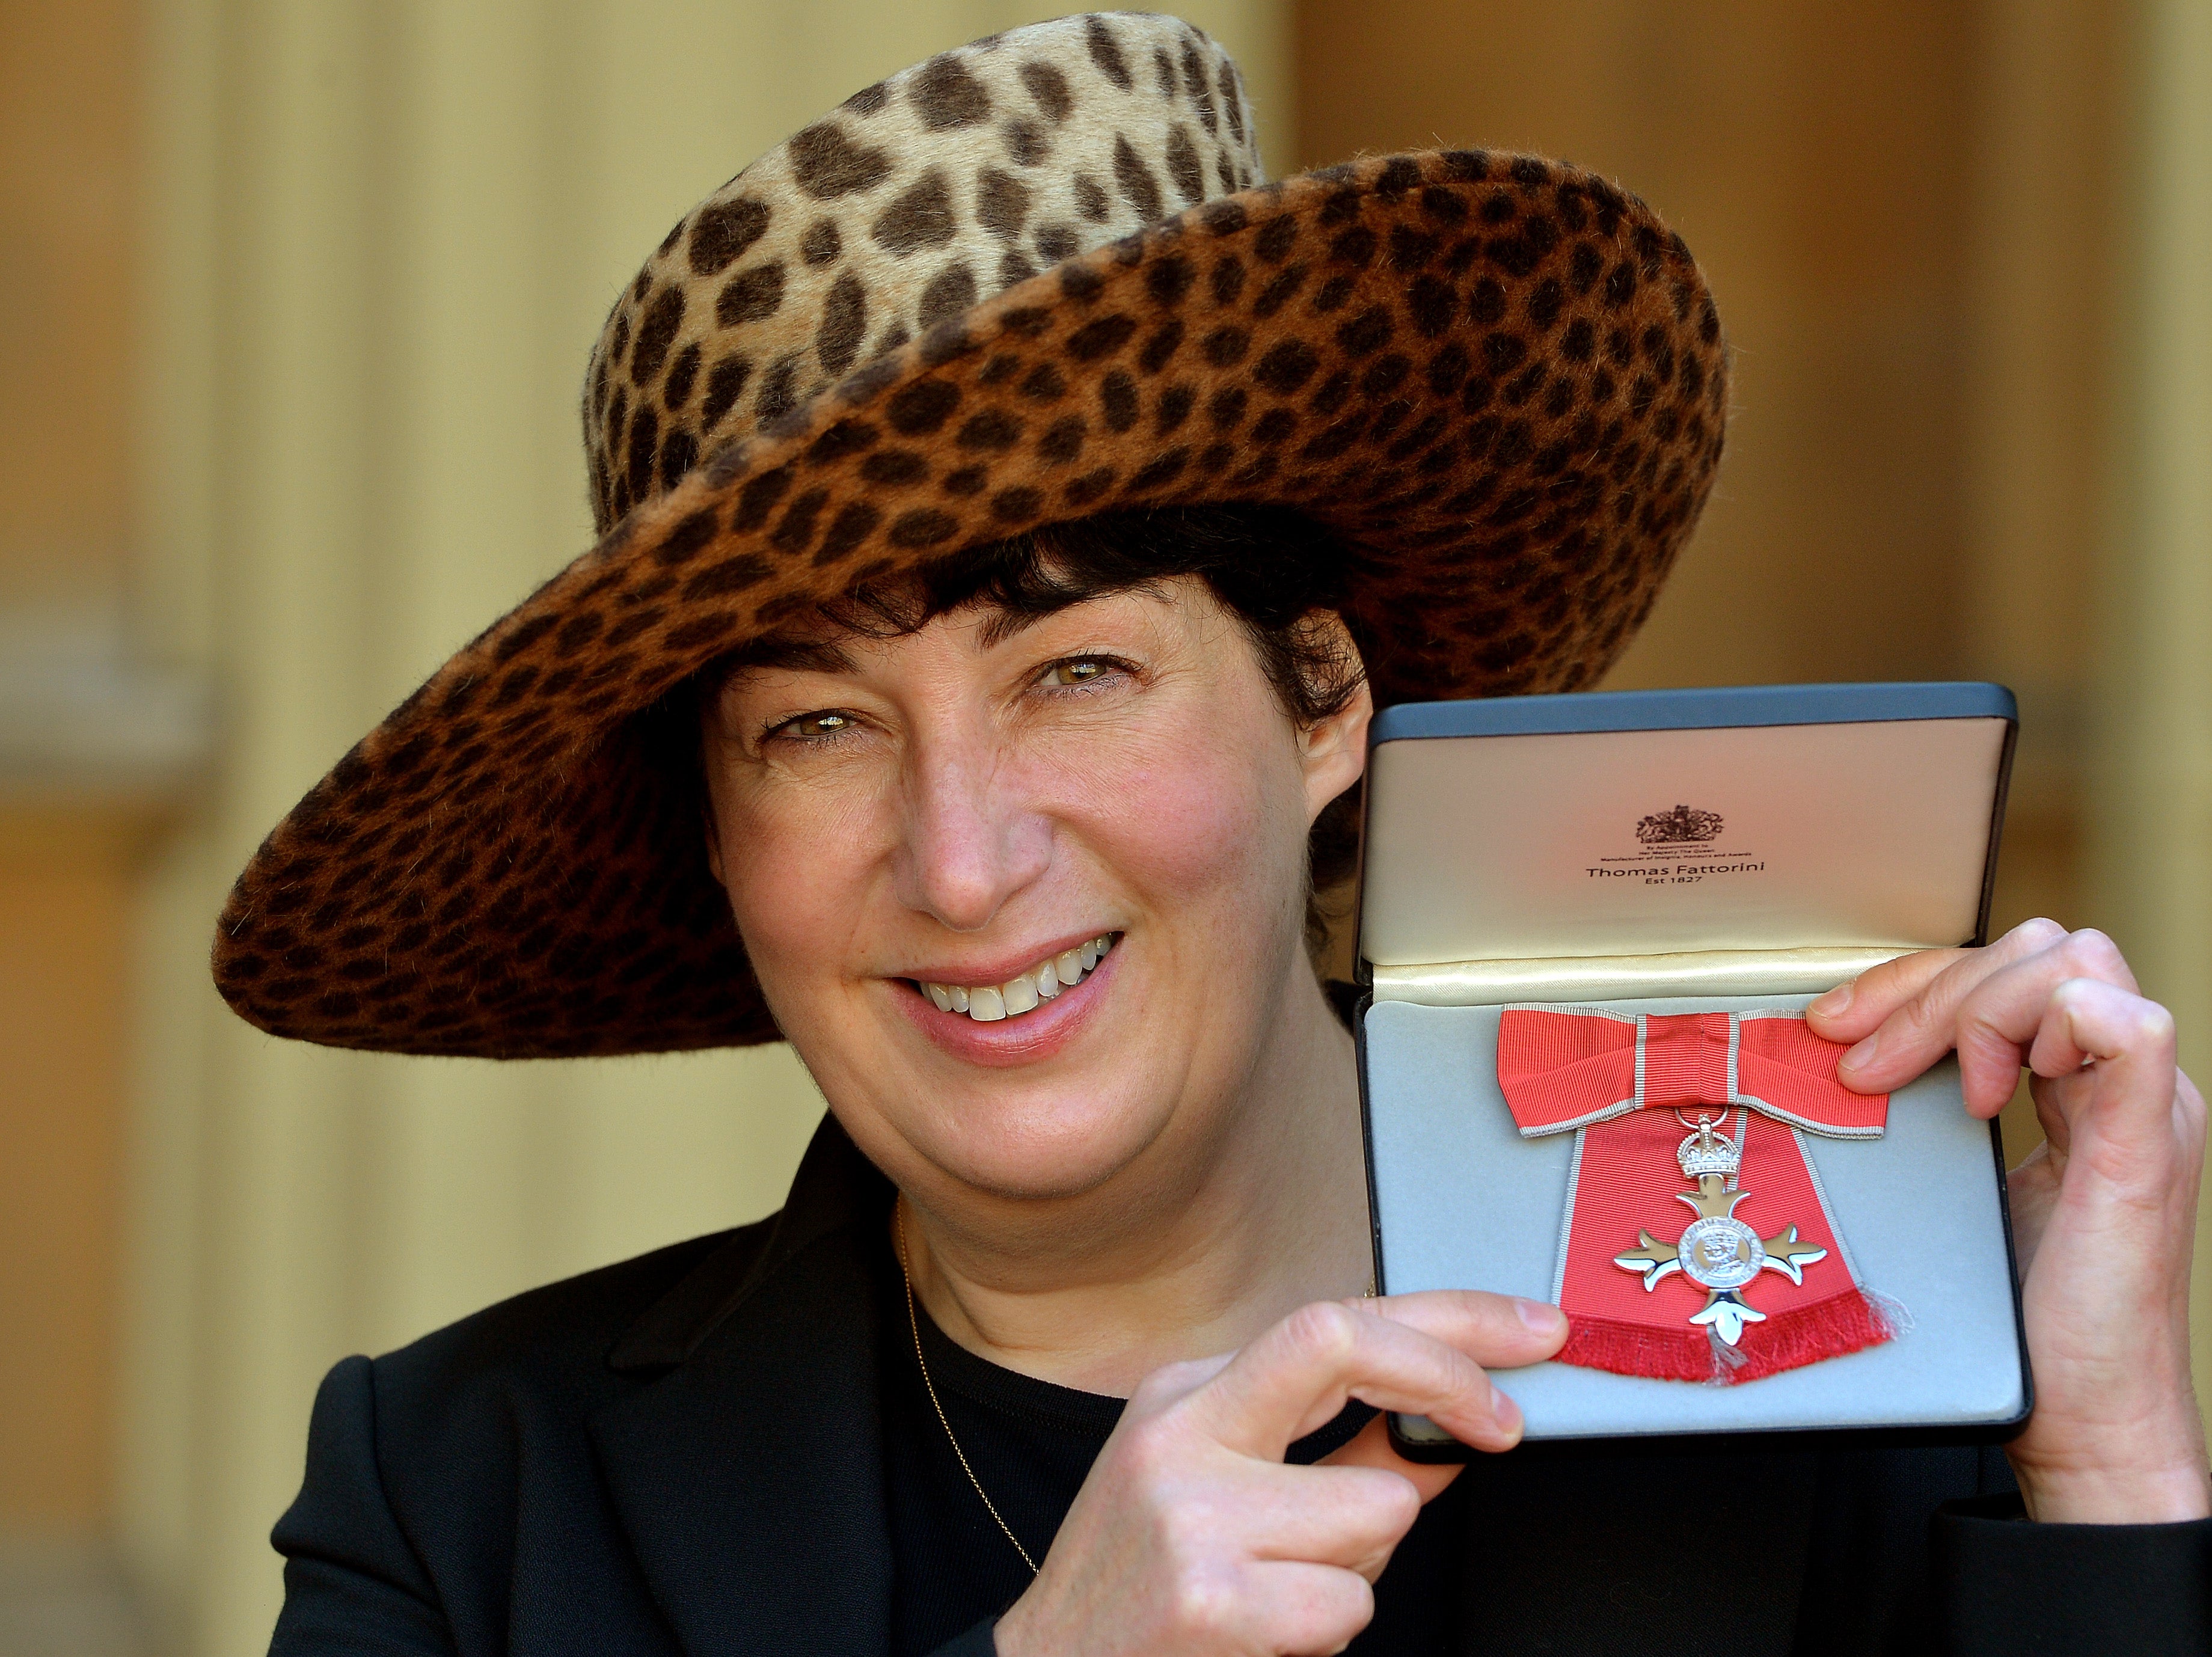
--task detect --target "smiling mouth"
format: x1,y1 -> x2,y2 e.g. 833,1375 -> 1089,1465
915,934 -> 1117,1023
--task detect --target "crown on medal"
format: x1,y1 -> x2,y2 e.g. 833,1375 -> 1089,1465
1677,1115 -> 1742,1181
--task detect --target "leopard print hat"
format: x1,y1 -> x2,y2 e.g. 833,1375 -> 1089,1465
214,11 -> 1730,1059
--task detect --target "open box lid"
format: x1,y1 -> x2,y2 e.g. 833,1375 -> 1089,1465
1355,683 -> 2017,999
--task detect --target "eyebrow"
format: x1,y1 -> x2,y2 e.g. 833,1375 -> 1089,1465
729,605 -> 1067,676
734,642 -> 854,676
709,584 -> 1149,692
974,605 -> 1064,650
718,635 -> 861,676
973,580 -> 1168,649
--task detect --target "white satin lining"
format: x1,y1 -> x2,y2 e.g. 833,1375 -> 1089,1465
1368,944 -> 1920,1006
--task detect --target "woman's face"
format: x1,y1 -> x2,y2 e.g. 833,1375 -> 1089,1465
702,578 -> 1369,1208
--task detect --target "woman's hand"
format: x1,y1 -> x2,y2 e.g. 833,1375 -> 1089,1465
993,1291 -> 1567,1656
1807,919 -> 2211,1524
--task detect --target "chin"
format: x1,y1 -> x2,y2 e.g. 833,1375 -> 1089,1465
910,1076 -> 1183,1203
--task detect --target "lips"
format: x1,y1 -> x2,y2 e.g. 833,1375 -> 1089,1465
916,934 -> 1116,1021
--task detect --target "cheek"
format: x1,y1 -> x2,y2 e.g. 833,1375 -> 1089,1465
711,779 -> 882,998
1051,708 -> 1307,916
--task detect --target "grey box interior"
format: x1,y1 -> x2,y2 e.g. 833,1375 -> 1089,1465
1364,993 -> 2027,1443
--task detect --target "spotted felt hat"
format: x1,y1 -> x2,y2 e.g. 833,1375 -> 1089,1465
213,11 -> 1730,1060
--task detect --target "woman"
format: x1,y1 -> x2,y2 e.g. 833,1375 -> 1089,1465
219,16 -> 2210,1654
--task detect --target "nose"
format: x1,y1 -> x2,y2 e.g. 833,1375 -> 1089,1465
890,729 -> 1052,933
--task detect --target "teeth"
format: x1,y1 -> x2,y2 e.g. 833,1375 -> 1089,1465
920,934 -> 1116,1024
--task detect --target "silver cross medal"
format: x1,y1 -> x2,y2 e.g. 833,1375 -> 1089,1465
1614,1113 -> 1830,1346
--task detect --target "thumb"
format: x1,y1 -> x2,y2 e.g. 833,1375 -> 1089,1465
1320,1412 -> 1466,1503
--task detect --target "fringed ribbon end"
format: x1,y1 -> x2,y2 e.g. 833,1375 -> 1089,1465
1559,1288 -> 1898,1385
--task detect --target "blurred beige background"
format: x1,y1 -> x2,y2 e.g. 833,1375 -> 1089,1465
0,2 -> 2205,1653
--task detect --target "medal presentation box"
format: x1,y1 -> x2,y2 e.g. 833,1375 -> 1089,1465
1353,683 -> 2032,1457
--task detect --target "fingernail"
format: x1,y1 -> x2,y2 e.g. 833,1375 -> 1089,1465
1842,1031 -> 1880,1072
1515,1297 -> 1566,1335
1492,1387 -> 1524,1436
1807,982 -> 1852,1018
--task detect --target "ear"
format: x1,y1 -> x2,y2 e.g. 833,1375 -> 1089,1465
1293,613 -> 1373,824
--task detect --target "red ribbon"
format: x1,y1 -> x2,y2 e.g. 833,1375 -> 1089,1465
1497,1007 -> 1893,1383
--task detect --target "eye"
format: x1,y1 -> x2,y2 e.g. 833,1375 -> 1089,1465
767,710 -> 858,742
1039,656 -> 1122,689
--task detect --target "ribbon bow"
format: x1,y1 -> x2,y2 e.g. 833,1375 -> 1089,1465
1498,1008 -> 1889,1139
1496,1006 -> 1895,1384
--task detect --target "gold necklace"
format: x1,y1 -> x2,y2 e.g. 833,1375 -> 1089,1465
892,1207 -> 1377,1578
895,1207 -> 1040,1575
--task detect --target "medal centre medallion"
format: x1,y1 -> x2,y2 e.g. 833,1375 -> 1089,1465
1676,1215 -> 1766,1290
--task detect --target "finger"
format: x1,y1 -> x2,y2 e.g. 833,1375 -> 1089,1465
1836,925 -> 2130,1106
1804,918 -> 2079,1045
2029,976 -> 2172,1074
2003,1140 -> 2061,1275
2030,981 -> 2185,1172
1808,919 -> 2069,1055
1241,1560 -> 1376,1655
1804,943 -> 1975,1042
1229,1459 -> 1424,1576
1320,1411 -> 1467,1504
1192,1300 -> 1501,1457
1328,1291 -> 1566,1441
1187,1296 -> 1537,1460
1126,1351 -> 1238,1417
1940,933 -> 2143,1115
2028,1068 -> 2082,1158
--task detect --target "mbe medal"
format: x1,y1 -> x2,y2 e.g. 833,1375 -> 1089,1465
1614,1111 -> 1830,1347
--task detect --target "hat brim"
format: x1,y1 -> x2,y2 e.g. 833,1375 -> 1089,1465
214,149 -> 1728,1059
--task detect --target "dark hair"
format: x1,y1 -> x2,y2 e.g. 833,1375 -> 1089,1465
697,503 -> 1370,955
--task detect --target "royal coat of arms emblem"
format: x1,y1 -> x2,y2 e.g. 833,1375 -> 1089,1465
1635,804 -> 1724,844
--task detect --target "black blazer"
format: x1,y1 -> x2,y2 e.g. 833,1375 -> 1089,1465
269,1117 -> 2211,1656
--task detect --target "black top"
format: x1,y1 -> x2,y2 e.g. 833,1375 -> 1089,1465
883,1260 -> 1111,1653
881,1251 -> 1383,1654
268,1116 -> 2212,1656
